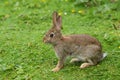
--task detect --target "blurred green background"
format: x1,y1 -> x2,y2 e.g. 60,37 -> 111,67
0,0 -> 120,80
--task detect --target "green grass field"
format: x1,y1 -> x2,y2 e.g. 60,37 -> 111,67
0,0 -> 120,80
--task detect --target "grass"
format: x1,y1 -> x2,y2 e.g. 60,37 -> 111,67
0,0 -> 120,80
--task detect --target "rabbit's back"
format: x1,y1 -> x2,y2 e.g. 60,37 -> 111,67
67,34 -> 101,47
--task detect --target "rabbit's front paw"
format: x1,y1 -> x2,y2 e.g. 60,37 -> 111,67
52,67 -> 60,72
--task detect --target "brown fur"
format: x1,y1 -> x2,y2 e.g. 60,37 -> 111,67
43,12 -> 104,72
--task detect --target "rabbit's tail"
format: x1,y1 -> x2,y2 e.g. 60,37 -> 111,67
100,53 -> 107,61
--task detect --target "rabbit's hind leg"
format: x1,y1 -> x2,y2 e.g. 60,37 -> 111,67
80,59 -> 97,69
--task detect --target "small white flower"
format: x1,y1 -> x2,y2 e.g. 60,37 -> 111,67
64,12 -> 67,15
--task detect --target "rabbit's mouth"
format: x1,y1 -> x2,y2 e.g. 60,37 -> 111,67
43,39 -> 49,43
43,39 -> 57,46
43,38 -> 51,44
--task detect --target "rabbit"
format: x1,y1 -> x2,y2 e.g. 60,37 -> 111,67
43,11 -> 107,72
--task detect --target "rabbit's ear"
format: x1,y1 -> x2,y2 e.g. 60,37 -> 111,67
56,15 -> 62,30
52,11 -> 58,27
52,11 -> 62,30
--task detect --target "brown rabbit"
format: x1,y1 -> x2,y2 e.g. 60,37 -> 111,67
43,11 -> 107,72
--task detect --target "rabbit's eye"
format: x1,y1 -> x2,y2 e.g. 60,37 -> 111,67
49,33 -> 54,38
